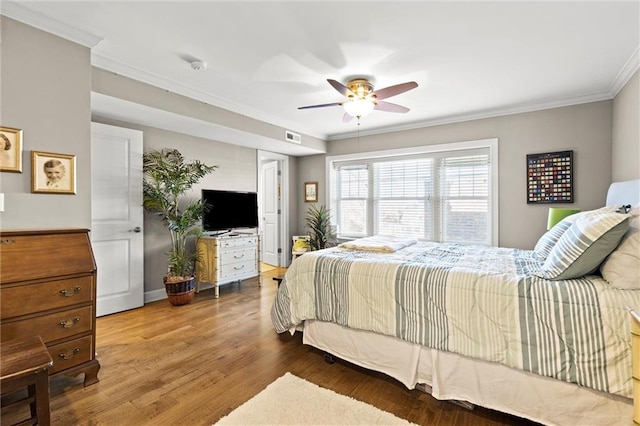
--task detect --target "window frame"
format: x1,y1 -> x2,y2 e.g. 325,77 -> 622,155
326,138 -> 499,246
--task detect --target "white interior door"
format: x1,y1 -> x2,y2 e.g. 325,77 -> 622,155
261,159 -> 280,265
91,122 -> 144,317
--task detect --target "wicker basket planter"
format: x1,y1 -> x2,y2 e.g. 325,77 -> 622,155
163,276 -> 195,306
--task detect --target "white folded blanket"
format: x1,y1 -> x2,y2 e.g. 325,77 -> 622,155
337,235 -> 418,253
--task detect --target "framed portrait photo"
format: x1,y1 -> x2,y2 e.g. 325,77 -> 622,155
0,126 -> 23,173
31,151 -> 76,194
304,182 -> 318,203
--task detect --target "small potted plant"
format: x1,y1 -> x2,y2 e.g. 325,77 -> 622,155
143,148 -> 217,305
305,204 -> 336,250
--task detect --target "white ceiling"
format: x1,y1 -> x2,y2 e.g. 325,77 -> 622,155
3,1 -> 639,148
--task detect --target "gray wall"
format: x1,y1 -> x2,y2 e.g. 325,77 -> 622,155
0,17 -> 92,229
297,101 -> 614,250
92,117 -> 257,293
612,70 -> 640,182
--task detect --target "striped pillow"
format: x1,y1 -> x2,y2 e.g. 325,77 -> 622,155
532,205 -> 619,260
536,210 -> 629,280
533,216 -> 578,260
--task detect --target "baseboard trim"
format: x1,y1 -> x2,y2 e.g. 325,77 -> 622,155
144,288 -> 167,304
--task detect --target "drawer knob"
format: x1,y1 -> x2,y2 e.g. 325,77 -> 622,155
0,238 -> 16,245
59,317 -> 81,329
234,264 -> 245,270
233,253 -> 245,259
59,287 -> 81,297
59,348 -> 80,360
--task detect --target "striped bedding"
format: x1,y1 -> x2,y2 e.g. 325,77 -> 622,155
271,241 -> 640,398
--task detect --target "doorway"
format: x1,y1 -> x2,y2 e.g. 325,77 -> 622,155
257,150 -> 290,268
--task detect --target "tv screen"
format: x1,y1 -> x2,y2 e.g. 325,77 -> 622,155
202,189 -> 258,232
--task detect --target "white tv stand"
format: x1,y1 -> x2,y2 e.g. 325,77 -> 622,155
195,233 -> 260,298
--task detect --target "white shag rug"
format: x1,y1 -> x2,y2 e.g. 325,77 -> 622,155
214,372 -> 417,425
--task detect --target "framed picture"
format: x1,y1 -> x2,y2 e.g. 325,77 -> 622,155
31,151 -> 76,194
526,150 -> 573,204
304,182 -> 318,203
0,126 -> 23,173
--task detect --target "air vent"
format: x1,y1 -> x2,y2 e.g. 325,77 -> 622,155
285,130 -> 301,144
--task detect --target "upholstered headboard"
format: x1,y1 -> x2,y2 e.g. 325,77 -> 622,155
606,179 -> 640,207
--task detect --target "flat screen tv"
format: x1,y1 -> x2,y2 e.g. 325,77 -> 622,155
202,189 -> 258,233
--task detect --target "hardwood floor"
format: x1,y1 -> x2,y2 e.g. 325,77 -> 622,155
3,268 -> 538,425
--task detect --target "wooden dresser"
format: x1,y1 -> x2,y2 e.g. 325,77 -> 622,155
0,229 -> 101,386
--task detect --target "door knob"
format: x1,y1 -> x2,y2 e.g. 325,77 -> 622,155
131,226 -> 141,233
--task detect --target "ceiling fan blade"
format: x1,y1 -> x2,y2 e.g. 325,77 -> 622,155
298,102 -> 342,110
374,101 -> 410,113
328,79 -> 355,97
372,81 -> 418,100
342,112 -> 353,123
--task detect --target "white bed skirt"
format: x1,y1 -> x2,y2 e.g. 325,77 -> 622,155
302,320 -> 632,426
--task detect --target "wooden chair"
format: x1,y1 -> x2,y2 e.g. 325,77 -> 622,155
1,336 -> 53,426
631,309 -> 640,425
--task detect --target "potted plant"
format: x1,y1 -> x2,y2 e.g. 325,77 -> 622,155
143,148 -> 217,305
305,204 -> 336,250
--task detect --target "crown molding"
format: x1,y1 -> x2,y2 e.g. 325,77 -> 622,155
0,1 -> 102,48
608,46 -> 640,97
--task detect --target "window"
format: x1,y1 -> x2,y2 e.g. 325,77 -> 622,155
327,139 -> 498,245
374,158 -> 434,239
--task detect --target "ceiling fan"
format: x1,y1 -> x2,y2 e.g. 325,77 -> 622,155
298,78 -> 418,122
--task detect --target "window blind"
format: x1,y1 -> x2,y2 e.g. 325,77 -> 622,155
337,166 -> 368,236
374,158 -> 434,240
440,155 -> 489,244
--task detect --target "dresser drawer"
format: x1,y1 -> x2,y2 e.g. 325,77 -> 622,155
218,236 -> 258,249
1,276 -> 94,319
219,259 -> 258,280
48,335 -> 93,374
219,248 -> 257,265
1,305 -> 93,343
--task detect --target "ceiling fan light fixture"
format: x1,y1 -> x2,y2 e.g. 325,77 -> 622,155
298,77 -> 417,122
343,98 -> 375,119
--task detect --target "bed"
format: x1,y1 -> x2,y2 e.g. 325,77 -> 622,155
271,179 -> 640,426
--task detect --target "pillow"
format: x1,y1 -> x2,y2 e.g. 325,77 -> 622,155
535,209 -> 629,280
600,208 -> 640,289
533,216 -> 577,260
532,205 -> 619,260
